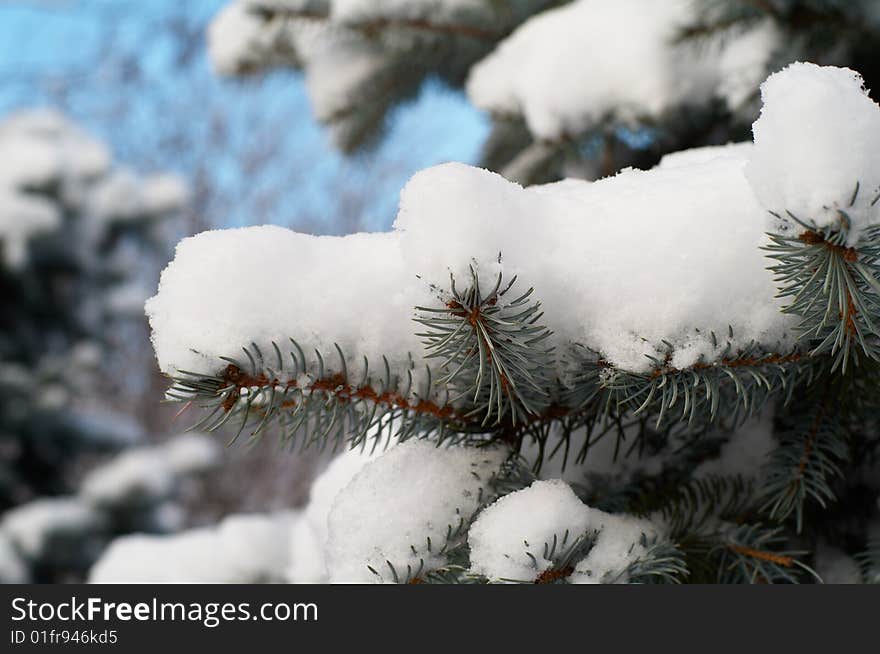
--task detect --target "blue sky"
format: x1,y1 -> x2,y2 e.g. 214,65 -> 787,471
0,0 -> 489,234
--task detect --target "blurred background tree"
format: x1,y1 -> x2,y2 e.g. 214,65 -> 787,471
205,0 -> 880,183
0,0 -> 486,581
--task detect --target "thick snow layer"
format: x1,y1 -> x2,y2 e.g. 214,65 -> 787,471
149,64 -> 879,378
88,512 -> 295,583
0,498 -> 105,560
466,0 -> 777,139
81,451 -> 176,508
146,226 -> 417,377
286,518 -> 327,583
162,433 -> 221,474
658,142 -> 753,170
468,479 -> 655,583
745,63 -> 880,244
325,440 -> 506,582
80,434 -> 219,508
148,155 -> 786,376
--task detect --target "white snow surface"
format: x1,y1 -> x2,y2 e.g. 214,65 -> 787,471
745,63 -> 880,244
88,512 -> 295,583
325,439 -> 507,582
87,170 -> 189,226
658,142 -> 754,170
466,0 -> 778,139
468,479 -> 656,583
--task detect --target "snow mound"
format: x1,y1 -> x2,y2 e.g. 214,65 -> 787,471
468,479 -> 656,583
287,443 -> 382,582
745,62 -> 880,244
325,439 -> 507,582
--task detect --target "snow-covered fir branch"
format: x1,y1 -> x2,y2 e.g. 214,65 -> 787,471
136,63 -> 880,584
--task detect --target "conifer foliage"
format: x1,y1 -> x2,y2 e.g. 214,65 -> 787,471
145,49 -> 880,583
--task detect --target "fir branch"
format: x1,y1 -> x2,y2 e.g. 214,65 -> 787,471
612,538 -> 689,584
415,266 -> 554,427
765,214 -> 880,371
572,339 -> 815,430
647,474 -> 757,538
686,522 -> 816,584
167,341 -> 460,451
759,396 -> 849,532
493,529 -> 596,585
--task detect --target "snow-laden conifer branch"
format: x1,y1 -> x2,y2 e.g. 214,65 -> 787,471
631,473 -> 818,583
164,302 -> 819,460
324,440 -> 510,583
144,63 -> 880,584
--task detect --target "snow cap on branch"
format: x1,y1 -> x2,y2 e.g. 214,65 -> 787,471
468,479 -> 656,583
745,62 -> 880,244
148,64 -> 880,379
325,439 -> 507,582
